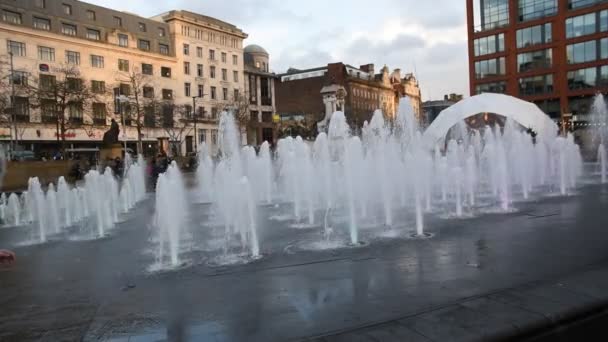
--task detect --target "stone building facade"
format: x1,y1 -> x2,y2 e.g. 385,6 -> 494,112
243,44 -> 278,146
0,0 -> 247,157
275,62 -> 422,136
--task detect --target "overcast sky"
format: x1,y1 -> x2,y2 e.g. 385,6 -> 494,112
85,0 -> 469,101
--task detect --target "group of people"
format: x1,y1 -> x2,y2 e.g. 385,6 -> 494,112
147,153 -> 172,190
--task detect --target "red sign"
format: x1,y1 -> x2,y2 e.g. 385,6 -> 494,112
55,132 -> 77,139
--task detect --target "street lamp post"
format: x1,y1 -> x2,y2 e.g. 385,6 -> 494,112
9,51 -> 16,158
117,95 -> 129,174
192,96 -> 198,152
192,94 -> 207,152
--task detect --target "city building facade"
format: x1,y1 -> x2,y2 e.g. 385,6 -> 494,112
0,0 -> 247,157
466,0 -> 608,126
243,44 -> 278,146
275,62 -> 421,136
423,94 -> 464,125
151,10 -> 247,154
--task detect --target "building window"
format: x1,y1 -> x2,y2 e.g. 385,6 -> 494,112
91,55 -> 104,68
93,103 -> 107,125
10,71 -> 28,86
118,59 -> 129,72
158,27 -> 166,37
568,0 -> 606,10
39,74 -> 56,91
67,78 -> 82,91
63,3 -> 72,15
68,102 -> 83,123
142,63 -> 153,75
209,49 -> 215,60
221,52 -> 227,63
475,81 -> 507,94
62,23 -> 77,36
249,75 -> 257,104
211,108 -> 218,120
86,10 -> 96,21
37,46 -> 55,61
518,0 -> 557,22
601,10 -> 607,32
91,80 -> 105,93
162,89 -> 173,100
233,55 -> 238,65
222,87 -> 228,100
144,105 -> 156,127
143,86 -> 154,98
602,37 -> 608,59
211,129 -> 218,143
7,41 -> 26,57
114,16 -> 122,27
159,44 -> 169,55
517,49 -> 552,72
197,64 -> 204,77
198,84 -> 204,97
35,0 -> 46,9
222,68 -> 227,81
567,40 -> 598,64
210,66 -> 216,79
197,47 -> 203,58
33,17 -> 51,31
138,39 -> 150,51
162,105 -> 174,127
86,28 -> 101,41
474,33 -> 505,56
534,99 -> 560,118
210,86 -> 216,100
2,10 -> 22,25
66,50 -> 80,65
233,70 -> 239,82
139,22 -> 146,32
234,89 -> 239,100
516,23 -> 552,48
13,97 -> 29,121
261,77 -> 271,105
161,67 -> 171,78
479,0 -> 510,30
183,44 -> 190,55
184,62 -> 190,75
518,74 -> 554,95
200,130 -> 207,144
566,12 -> 597,38
184,83 -> 191,97
118,34 -> 128,47
568,67 -> 597,89
474,57 -> 507,78
600,65 -> 608,87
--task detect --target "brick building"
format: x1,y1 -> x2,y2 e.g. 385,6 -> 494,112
275,62 -> 422,136
466,0 -> 608,125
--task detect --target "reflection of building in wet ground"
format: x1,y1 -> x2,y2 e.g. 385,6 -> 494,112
275,62 -> 422,137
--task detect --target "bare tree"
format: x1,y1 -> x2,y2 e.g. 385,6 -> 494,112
29,65 -> 98,153
149,100 -> 192,157
114,68 -> 153,154
218,91 -> 251,144
0,57 -> 33,151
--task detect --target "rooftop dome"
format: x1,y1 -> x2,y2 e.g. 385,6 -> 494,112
244,44 -> 268,55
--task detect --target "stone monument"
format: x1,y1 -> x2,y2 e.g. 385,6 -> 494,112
100,119 -> 123,161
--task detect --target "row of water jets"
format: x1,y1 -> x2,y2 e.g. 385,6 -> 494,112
0,155 -> 147,243
153,95 -> 607,269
